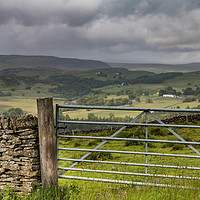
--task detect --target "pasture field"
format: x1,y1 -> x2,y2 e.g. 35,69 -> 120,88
164,71 -> 200,88
0,95 -> 65,115
0,83 -> 62,114
75,68 -> 154,81
56,123 -> 200,199
63,109 -> 141,119
97,82 -> 191,95
95,83 -> 165,94
63,96 -> 199,120
0,93 -> 199,117
0,83 -> 199,118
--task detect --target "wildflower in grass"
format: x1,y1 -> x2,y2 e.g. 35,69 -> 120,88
123,191 -> 127,198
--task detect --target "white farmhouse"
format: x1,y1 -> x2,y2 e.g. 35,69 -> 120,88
163,94 -> 176,98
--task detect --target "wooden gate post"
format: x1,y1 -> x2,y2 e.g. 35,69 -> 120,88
37,97 -> 58,186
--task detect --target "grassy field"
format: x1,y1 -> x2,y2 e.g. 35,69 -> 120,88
95,83 -> 164,94
0,93 -> 198,117
63,95 -> 199,120
56,123 -> 200,199
2,181 -> 200,199
0,82 -> 63,114
75,68 -> 154,81
0,96 -> 65,115
165,71 -> 200,88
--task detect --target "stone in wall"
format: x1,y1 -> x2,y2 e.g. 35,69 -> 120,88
0,114 -> 40,193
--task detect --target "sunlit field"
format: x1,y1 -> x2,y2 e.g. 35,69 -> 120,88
56,124 -> 200,199
63,96 -> 199,119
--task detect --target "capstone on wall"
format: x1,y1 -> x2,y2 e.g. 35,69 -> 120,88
0,114 -> 40,193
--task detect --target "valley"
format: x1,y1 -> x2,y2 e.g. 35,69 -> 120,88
0,57 -> 199,118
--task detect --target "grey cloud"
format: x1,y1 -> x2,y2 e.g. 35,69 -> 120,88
136,0 -> 189,16
0,0 -> 102,27
100,0 -> 200,18
2,0 -> 199,27
0,2 -> 53,26
0,1 -> 200,64
100,0 -> 140,18
102,0 -> 200,25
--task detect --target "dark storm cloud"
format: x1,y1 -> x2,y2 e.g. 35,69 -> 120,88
1,0 -> 199,27
0,0 -> 102,27
0,0 -> 200,63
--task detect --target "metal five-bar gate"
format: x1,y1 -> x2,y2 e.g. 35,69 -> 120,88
56,105 -> 200,188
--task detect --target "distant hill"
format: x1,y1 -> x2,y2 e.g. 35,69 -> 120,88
0,74 -> 46,88
164,70 -> 200,87
0,55 -> 111,70
1,55 -> 200,74
109,63 -> 200,73
75,68 -> 155,81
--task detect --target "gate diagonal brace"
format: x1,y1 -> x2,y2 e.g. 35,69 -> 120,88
59,111 -> 146,175
149,112 -> 200,156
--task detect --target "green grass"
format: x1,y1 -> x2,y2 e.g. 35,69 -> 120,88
0,95 -> 65,115
0,81 -> 64,114
1,90 -> 199,118
0,87 -> 199,118
75,68 -> 154,81
63,95 -> 200,120
96,83 -> 164,94
2,180 -> 200,199
55,124 -> 200,199
63,109 -> 141,119
2,181 -> 200,199
164,71 -> 200,88
0,185 -> 71,200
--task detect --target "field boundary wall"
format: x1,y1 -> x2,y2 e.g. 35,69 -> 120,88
0,114 -> 40,193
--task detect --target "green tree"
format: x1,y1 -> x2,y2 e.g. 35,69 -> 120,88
145,98 -> 153,103
65,114 -> 71,120
26,85 -> 32,90
3,108 -> 24,117
128,93 -> 136,100
143,91 -> 149,96
88,113 -> 96,121
135,97 -> 141,102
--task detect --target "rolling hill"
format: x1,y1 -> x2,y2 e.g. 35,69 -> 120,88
109,63 -> 200,73
0,55 -> 200,74
0,55 -> 111,71
75,68 -> 155,81
164,71 -> 200,87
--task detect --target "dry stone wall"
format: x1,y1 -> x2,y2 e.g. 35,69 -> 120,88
157,114 -> 200,124
0,114 -> 40,193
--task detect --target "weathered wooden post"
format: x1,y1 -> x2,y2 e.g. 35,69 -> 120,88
37,97 -> 58,186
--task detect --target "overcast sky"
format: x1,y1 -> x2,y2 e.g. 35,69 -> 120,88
1,0 -> 200,64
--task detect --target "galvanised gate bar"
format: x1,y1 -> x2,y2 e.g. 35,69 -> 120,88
56,105 -> 200,188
